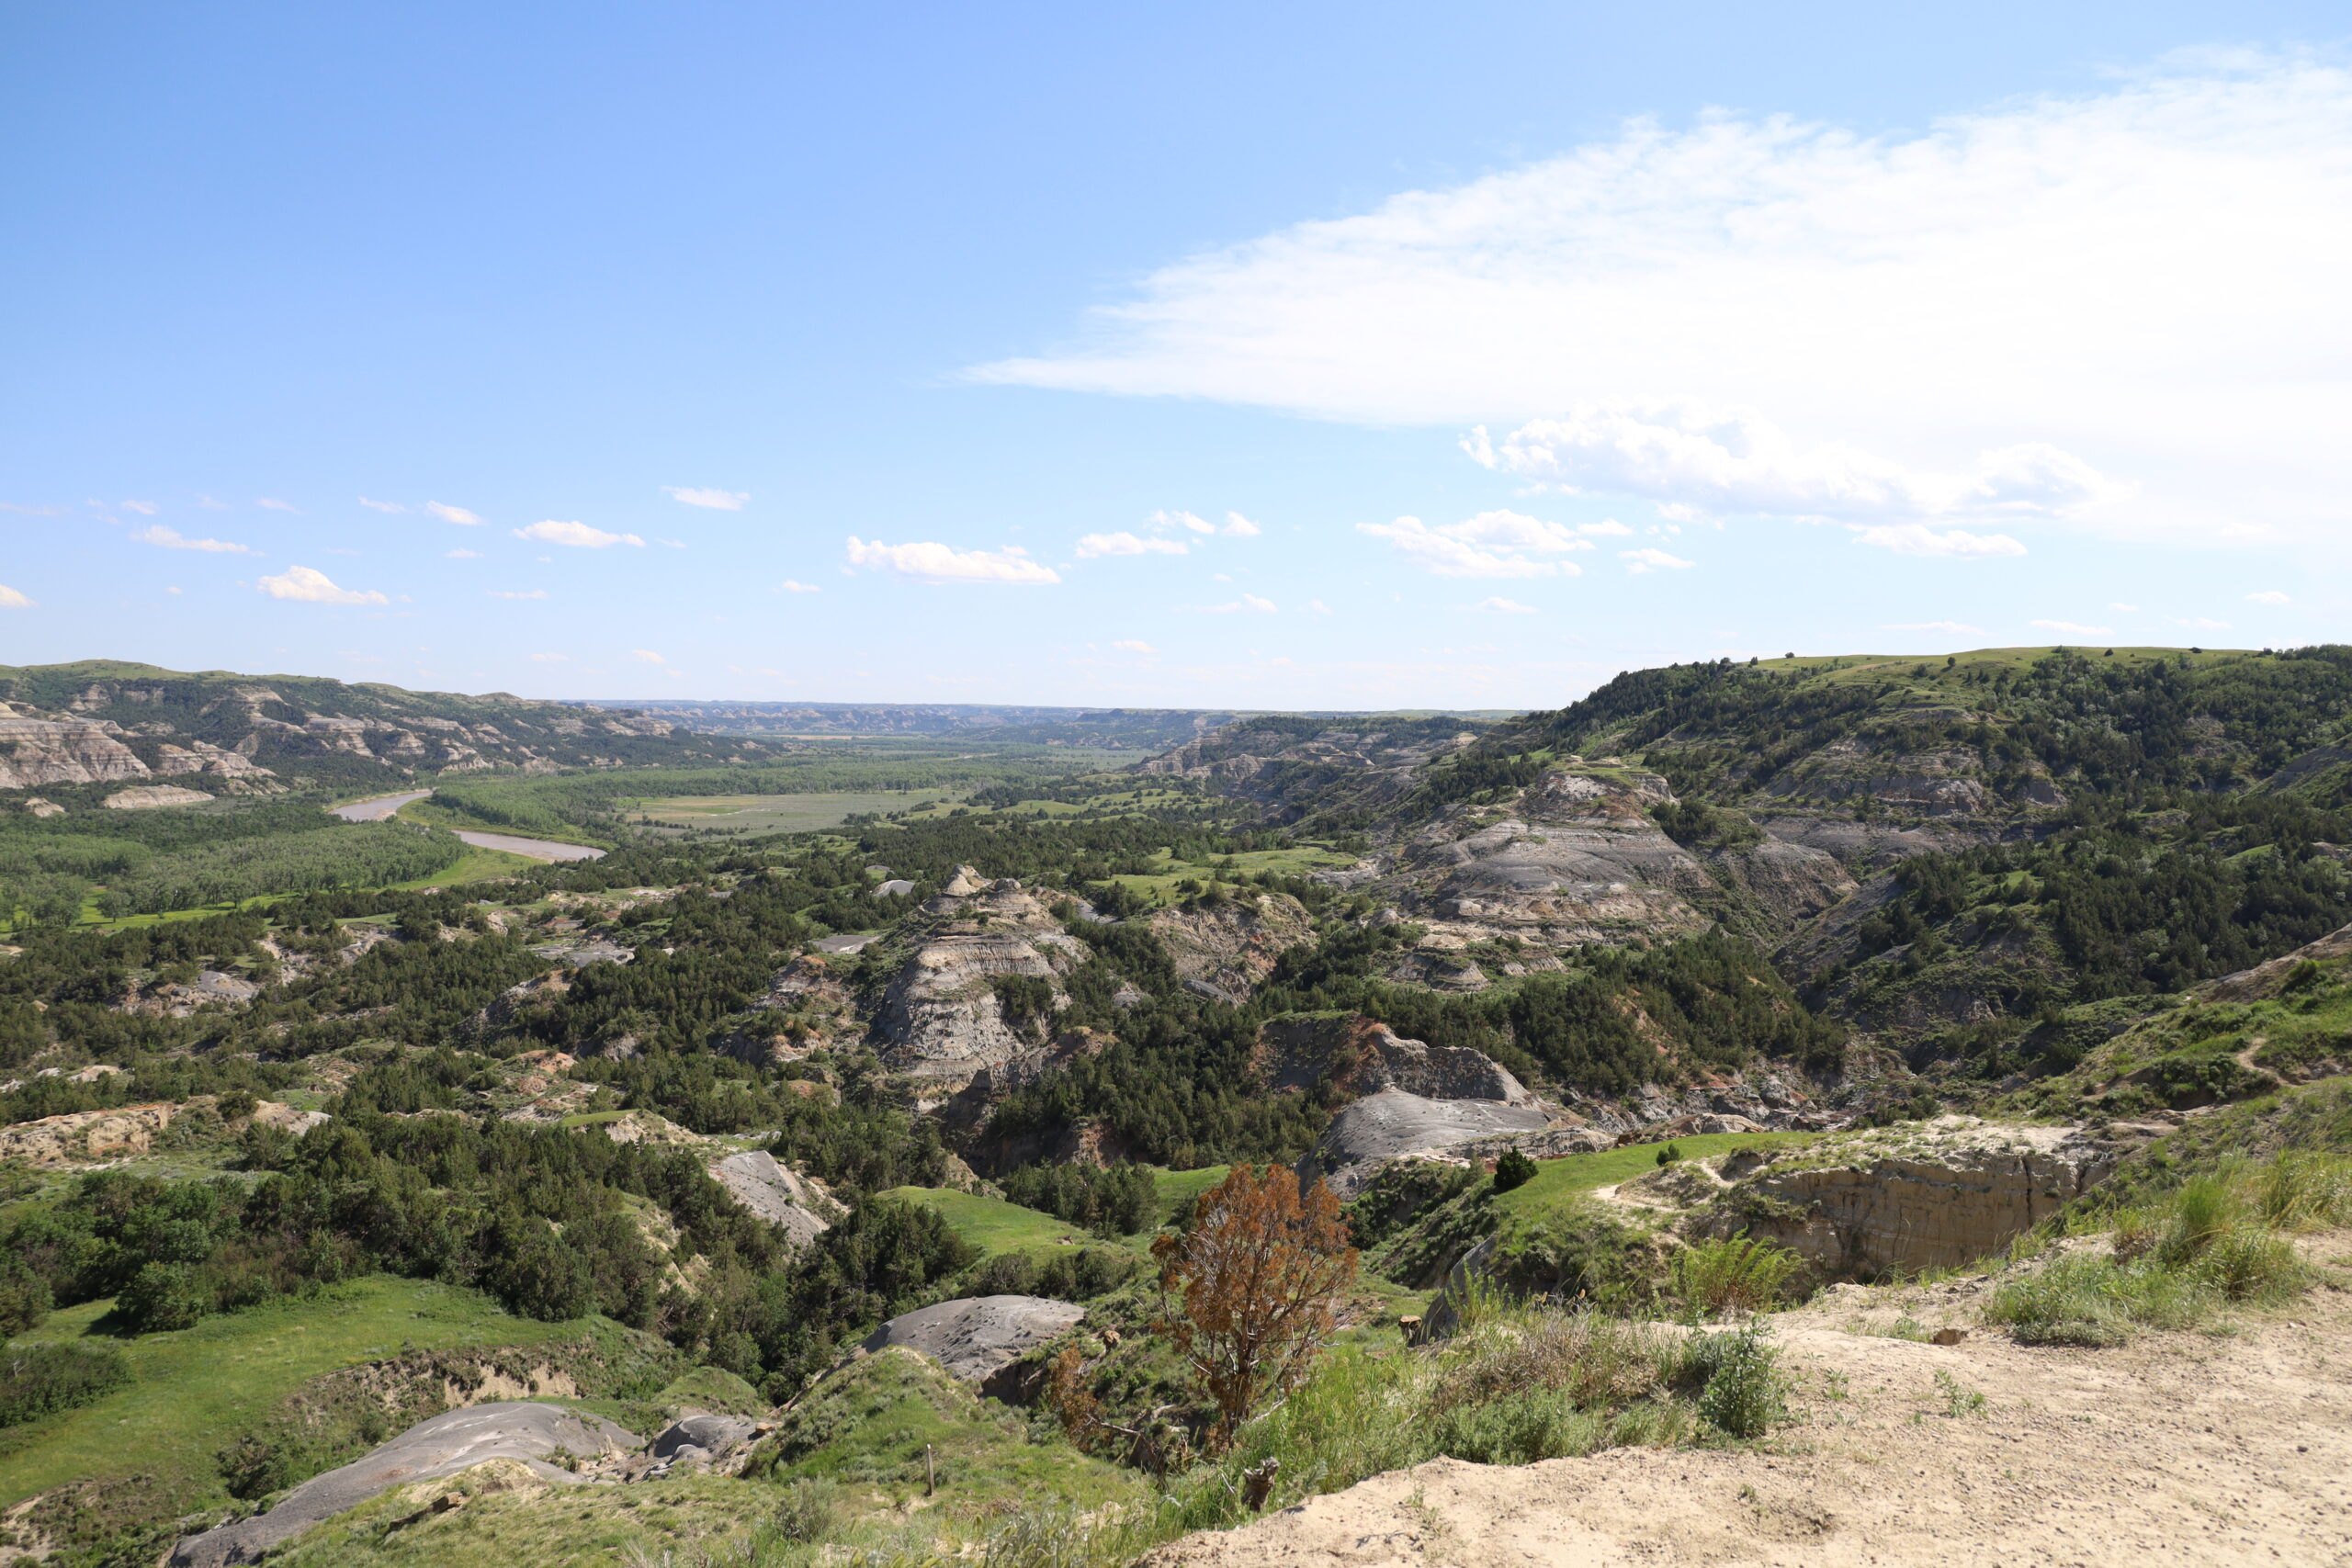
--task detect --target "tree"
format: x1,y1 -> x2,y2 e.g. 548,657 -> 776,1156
1151,1163 -> 1357,1444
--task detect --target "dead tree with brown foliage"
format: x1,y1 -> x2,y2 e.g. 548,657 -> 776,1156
1152,1162 -> 1358,1445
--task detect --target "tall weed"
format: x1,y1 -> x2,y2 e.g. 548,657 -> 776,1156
1671,1235 -> 1804,1319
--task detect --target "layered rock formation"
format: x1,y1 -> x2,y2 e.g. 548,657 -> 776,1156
1148,890 -> 1313,1004
867,868 -> 1088,1093
1297,1088 -> 1553,1199
0,1103 -> 177,1166
1704,1116 -> 2149,1275
1257,1014 -> 1536,1105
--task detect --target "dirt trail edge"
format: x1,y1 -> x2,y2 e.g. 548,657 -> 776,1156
1145,1246 -> 2352,1568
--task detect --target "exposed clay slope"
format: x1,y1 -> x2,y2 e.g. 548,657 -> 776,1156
1148,892 -> 1314,1004
867,867 -> 1089,1090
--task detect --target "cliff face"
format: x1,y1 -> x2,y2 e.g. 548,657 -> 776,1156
1706,1117 -> 2150,1275
0,707 -> 173,789
1257,1013 -> 1536,1105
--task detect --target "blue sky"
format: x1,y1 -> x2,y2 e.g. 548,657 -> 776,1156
5,2 -> 2348,709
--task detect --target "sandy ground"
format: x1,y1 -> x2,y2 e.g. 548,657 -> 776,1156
1145,1238 -> 2352,1568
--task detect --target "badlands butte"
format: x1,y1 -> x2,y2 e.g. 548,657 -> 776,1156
0,647 -> 2346,1566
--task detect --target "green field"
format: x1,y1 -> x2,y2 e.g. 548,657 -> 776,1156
0,1278 -> 589,1513
1146,1165 -> 1231,1230
626,792 -> 951,833
1102,845 -> 1360,908
1495,1131 -> 1820,1222
877,1186 -> 1089,1258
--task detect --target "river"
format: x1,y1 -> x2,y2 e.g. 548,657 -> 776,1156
330,792 -> 607,862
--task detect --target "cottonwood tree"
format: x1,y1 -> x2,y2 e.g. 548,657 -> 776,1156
1153,1163 -> 1357,1443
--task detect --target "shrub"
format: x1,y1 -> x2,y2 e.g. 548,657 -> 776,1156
1491,1150 -> 1538,1193
0,1267 -> 52,1337
772,1479 -> 839,1545
1670,1235 -> 1803,1319
0,1341 -> 130,1427
1680,1323 -> 1786,1438
114,1262 -> 211,1333
1656,1143 -> 1684,1167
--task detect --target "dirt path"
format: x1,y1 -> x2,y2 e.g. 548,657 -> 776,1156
1145,1237 -> 2352,1567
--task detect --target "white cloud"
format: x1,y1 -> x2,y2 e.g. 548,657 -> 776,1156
1302,598 -> 1332,614
131,525 -> 255,555
529,652 -> 571,662
632,649 -> 666,663
1472,406 -> 2119,526
2109,602 -> 2141,612
1149,509 -> 1217,536
1850,524 -> 2029,558
488,589 -> 549,600
843,536 -> 1059,584
256,497 -> 300,513
659,538 -> 685,548
1580,518 -> 1633,536
664,486 -> 749,510
2245,590 -> 2291,604
427,502 -> 485,526
1222,512 -> 1262,536
257,566 -> 387,605
358,497 -> 406,513
121,500 -> 157,515
0,585 -> 32,609
2176,616 -> 2231,630
446,547 -> 481,558
1077,531 -> 1189,558
778,580 -> 822,593
0,502 -> 65,516
1467,596 -> 1538,614
1621,547 -> 1695,573
1113,638 -> 1158,653
166,586 -> 181,595
973,57 -> 2352,544
514,520 -> 645,548
196,495 -> 226,510
1883,620 -> 1984,634
1358,509 -> 1591,578
2031,619 -> 2113,637
1187,593 -> 1278,614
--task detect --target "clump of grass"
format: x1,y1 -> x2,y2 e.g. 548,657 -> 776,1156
772,1479 -> 840,1545
1933,1369 -> 1984,1417
1671,1235 -> 1804,1319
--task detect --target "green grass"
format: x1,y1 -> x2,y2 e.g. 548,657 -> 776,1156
876,1186 -> 1089,1258
1101,845 -> 1361,908
1493,1133 -> 1817,1223
1145,1166 -> 1231,1231
271,1470 -> 777,1568
0,1277 -> 589,1512
623,791 -> 944,834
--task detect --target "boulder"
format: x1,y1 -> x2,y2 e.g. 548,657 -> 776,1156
1297,1088 -> 1553,1200
860,1294 -> 1087,1393
650,1413 -> 762,1463
167,1402 -> 635,1567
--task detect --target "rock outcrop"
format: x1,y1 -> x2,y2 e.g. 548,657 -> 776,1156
867,869 -> 1088,1093
102,784 -> 215,809
859,1295 -> 1088,1394
0,1103 -> 176,1166
168,1402 -> 636,1567
0,707 -> 153,789
707,1149 -> 835,1247
1704,1117 -> 2150,1275
1297,1088 -> 1553,1200
1258,1014 -> 1535,1106
1148,891 -> 1313,1004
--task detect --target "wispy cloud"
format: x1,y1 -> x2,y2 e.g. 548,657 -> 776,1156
256,497 -> 301,513
488,589 -> 549,600
843,537 -> 1059,584
257,566 -> 387,605
1358,510 -> 1590,578
2175,615 -> 2231,630
1620,547 -> 1695,573
514,520 -> 645,548
1850,524 -> 2028,558
1185,592 -> 1278,614
1077,531 -> 1189,558
2031,618 -> 2113,637
132,525 -> 256,555
529,652 -> 571,662
777,580 -> 822,593
121,501 -> 158,515
1883,620 -> 1984,634
1113,638 -> 1158,653
664,486 -> 748,510
0,585 -> 33,609
447,547 -> 481,558
358,497 -> 407,513
2245,590 -> 2291,604
0,502 -> 65,516
1149,509 -> 1217,536
427,502 -> 484,525
1222,512 -> 1262,537
631,649 -> 666,663
1465,596 -> 1538,613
